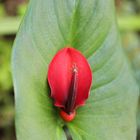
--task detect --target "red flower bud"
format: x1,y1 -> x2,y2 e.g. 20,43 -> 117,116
48,47 -> 92,121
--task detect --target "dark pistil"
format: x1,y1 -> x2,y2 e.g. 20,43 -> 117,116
65,65 -> 78,114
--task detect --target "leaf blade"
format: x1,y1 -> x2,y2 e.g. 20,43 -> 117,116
12,0 -> 139,140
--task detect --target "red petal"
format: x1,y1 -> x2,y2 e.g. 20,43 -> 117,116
48,47 -> 92,110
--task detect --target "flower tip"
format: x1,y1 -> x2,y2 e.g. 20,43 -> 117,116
60,110 -> 76,122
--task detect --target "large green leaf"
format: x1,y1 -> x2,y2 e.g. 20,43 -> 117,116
12,0 -> 139,140
121,32 -> 140,138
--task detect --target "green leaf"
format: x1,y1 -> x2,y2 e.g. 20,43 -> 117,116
121,32 -> 140,137
12,0 -> 139,140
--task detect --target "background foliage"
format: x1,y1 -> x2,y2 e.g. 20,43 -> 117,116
0,0 -> 140,140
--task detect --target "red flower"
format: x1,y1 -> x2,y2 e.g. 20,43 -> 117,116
48,47 -> 92,122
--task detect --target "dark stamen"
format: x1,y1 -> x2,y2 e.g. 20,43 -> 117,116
65,65 -> 78,114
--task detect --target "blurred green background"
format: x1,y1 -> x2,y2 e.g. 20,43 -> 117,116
0,0 -> 140,140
